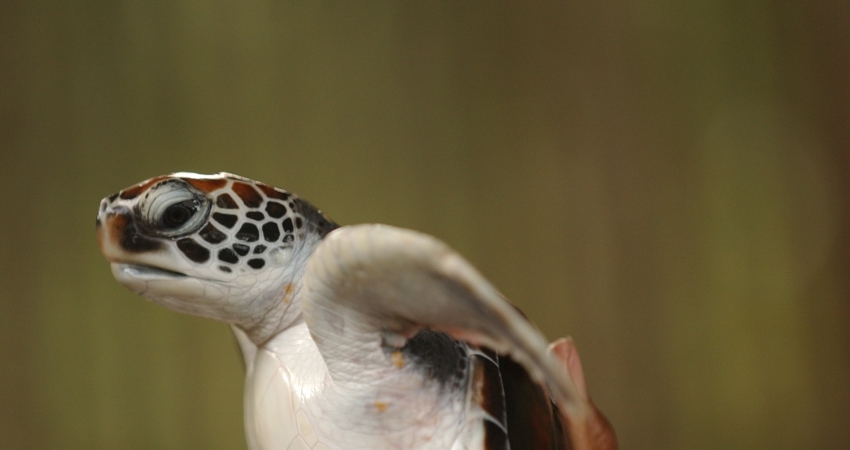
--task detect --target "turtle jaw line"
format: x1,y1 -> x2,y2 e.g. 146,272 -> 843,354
113,262 -> 188,279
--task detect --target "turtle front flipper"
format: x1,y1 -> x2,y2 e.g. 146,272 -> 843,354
302,224 -> 588,449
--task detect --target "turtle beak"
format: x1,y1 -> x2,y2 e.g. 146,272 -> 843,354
97,202 -> 163,258
96,197 -> 189,278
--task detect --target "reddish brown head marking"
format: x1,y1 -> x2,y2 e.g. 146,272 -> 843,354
232,182 -> 263,208
184,178 -> 227,193
119,176 -> 168,200
256,183 -> 291,201
104,209 -> 162,253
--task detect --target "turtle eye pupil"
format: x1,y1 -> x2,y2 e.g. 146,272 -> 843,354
162,201 -> 195,228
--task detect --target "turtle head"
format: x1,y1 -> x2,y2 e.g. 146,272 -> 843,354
96,172 -> 338,343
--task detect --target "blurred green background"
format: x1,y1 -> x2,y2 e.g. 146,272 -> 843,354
2,1 -> 848,449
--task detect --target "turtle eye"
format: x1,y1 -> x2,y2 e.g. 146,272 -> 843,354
139,180 -> 211,238
162,200 -> 197,229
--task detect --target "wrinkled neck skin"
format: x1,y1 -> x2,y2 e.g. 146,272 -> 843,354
234,233 -> 322,347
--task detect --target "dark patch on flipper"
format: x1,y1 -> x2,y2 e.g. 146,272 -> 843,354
401,329 -> 468,390
398,335 -> 517,448
292,198 -> 339,238
500,354 -> 567,450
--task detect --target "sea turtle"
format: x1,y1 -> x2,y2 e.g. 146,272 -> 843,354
96,172 -> 616,450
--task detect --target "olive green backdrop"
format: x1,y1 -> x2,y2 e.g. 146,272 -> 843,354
2,1 -> 848,449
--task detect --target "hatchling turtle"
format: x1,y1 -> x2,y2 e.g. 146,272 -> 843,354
96,172 -> 616,450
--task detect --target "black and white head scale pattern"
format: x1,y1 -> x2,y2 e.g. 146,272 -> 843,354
108,173 -> 339,274
193,176 -> 338,274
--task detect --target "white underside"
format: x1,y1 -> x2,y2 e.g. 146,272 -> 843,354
237,322 -> 488,450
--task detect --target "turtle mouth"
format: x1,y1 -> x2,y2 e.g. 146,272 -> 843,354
113,263 -> 188,279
